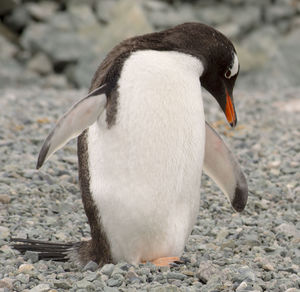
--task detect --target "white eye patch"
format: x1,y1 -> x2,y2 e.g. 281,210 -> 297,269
225,53 -> 239,79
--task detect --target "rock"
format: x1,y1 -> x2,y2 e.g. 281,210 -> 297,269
95,0 -> 118,23
21,23 -> 88,64
147,3 -> 196,29
262,263 -> 274,271
27,53 -> 53,75
232,6 -> 261,35
244,233 -> 260,247
266,4 -> 296,23
68,4 -> 99,31
0,0 -> 16,15
42,74 -> 69,89
150,286 -> 181,292
0,278 -> 13,289
24,251 -> 39,263
26,1 -> 58,21
234,266 -> 256,283
125,270 -> 141,284
277,28 -> 300,87
217,22 -> 241,40
16,273 -> 30,284
236,281 -> 248,292
196,261 -> 220,284
82,261 -> 99,272
196,5 -> 232,26
4,5 -> 31,31
29,284 -> 51,292
101,263 -> 115,277
75,279 -> 95,290
65,53 -> 102,88
54,280 -> 72,289
166,272 -> 187,281
85,271 -> 99,282
0,35 -> 17,59
106,274 -> 124,287
0,194 -> 11,204
94,0 -> 152,54
0,226 -> 10,239
18,264 -> 35,274
275,223 -> 298,238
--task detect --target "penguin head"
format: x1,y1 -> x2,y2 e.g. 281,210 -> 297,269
163,23 -> 240,127
199,47 -> 239,128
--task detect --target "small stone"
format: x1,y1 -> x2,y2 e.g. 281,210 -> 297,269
95,0 -> 117,23
262,263 -> 274,271
166,272 -> 187,281
75,279 -> 95,290
18,263 -> 35,274
24,251 -> 39,263
235,266 -> 256,283
196,261 -> 219,284
26,1 -> 58,21
29,284 -> 51,292
106,274 -> 124,287
101,263 -> 115,277
54,280 -> 72,289
236,281 -> 247,292
85,271 -> 99,282
0,226 -> 10,239
216,228 -> 229,241
27,53 -> 52,75
0,278 -> 13,289
16,273 -> 30,284
82,260 -> 98,272
0,194 -> 11,204
276,223 -> 298,238
221,239 -> 236,249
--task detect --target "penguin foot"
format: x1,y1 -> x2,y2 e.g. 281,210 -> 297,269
149,257 -> 181,267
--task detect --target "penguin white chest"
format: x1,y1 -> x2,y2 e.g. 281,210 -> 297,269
88,50 -> 205,264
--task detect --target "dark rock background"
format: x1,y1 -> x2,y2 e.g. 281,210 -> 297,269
0,0 -> 300,90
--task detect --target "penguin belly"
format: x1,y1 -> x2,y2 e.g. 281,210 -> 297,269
87,50 -> 205,264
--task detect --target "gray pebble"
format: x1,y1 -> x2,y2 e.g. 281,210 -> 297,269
101,264 -> 115,277
83,261 -> 99,272
106,273 -> 124,287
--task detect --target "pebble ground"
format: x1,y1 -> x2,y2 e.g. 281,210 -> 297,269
0,86 -> 299,291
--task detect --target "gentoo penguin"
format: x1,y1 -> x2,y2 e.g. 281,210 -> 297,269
12,23 -> 248,267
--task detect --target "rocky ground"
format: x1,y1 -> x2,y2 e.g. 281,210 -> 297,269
0,0 -> 300,291
0,0 -> 300,90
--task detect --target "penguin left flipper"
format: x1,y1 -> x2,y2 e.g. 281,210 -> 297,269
37,85 -> 107,169
203,122 -> 248,212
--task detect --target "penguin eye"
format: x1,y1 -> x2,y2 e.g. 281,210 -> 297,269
225,69 -> 231,79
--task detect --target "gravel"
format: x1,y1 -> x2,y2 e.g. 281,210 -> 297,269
1,0 -> 300,90
0,84 -> 299,291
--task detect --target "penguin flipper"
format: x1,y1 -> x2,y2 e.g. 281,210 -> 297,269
37,85 -> 107,169
203,122 -> 248,212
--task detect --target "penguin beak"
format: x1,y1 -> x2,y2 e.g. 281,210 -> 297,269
225,88 -> 237,128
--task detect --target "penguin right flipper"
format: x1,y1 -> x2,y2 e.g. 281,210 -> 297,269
203,122 -> 248,212
37,85 -> 107,169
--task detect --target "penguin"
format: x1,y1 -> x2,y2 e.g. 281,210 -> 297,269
12,23 -> 248,267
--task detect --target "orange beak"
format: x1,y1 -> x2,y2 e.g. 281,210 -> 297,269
225,89 -> 237,127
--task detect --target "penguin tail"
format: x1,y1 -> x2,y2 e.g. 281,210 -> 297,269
11,238 -> 79,262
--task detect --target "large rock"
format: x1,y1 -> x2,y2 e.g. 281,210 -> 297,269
0,34 -> 17,59
21,23 -> 90,64
65,52 -> 104,88
145,2 -> 197,29
95,0 -> 118,23
93,0 -> 153,54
